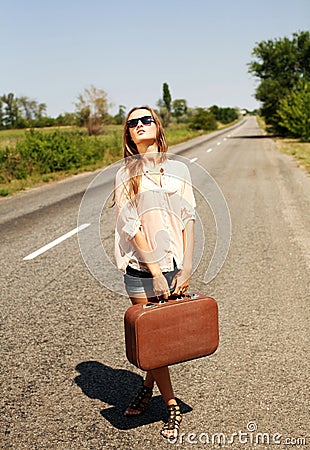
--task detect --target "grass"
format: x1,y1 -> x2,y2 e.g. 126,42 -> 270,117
0,149 -> 124,197
0,123 -> 207,196
0,120 -> 246,197
165,123 -> 205,145
0,124 -> 203,148
0,125 -> 80,143
256,116 -> 310,173
0,128 -> 27,148
275,139 -> 310,173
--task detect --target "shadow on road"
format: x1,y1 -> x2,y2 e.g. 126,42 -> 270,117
230,134 -> 278,139
74,360 -> 192,430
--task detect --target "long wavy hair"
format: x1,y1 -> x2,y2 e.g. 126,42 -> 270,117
119,106 -> 168,202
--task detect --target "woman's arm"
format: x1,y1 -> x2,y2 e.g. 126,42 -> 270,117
133,229 -> 170,299
171,219 -> 195,295
182,219 -> 195,273
133,229 -> 162,277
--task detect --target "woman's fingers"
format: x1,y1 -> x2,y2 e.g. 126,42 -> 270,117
171,269 -> 190,295
152,274 -> 170,298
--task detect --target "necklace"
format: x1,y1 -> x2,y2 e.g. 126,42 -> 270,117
144,167 -> 164,186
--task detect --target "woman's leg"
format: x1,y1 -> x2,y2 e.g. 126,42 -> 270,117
150,366 -> 176,406
125,295 -> 177,414
129,295 -> 155,389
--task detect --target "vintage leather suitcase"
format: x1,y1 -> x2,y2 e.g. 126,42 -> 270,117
124,293 -> 219,371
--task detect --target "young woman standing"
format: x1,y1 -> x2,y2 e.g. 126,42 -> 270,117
114,106 -> 196,439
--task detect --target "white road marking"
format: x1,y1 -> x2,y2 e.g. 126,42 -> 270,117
23,223 -> 91,260
224,138 -> 227,141
190,157 -> 198,163
217,142 -> 221,146
207,148 -> 213,152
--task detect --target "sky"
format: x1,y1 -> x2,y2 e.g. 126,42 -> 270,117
1,0 -> 309,117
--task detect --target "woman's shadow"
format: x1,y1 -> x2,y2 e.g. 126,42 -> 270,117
74,361 -> 192,430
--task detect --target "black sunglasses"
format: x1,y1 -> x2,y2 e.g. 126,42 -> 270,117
127,115 -> 155,128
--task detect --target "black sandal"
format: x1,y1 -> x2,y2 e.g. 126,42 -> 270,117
124,385 -> 153,416
161,404 -> 182,439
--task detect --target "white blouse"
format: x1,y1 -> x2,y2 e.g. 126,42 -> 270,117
114,158 -> 196,272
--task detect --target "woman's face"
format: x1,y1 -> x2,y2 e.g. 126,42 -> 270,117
127,108 -> 157,149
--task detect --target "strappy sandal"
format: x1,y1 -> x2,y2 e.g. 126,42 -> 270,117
124,385 -> 153,416
161,404 -> 182,439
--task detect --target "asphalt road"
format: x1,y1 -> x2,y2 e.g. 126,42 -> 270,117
1,117 -> 309,449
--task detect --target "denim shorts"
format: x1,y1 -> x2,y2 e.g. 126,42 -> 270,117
124,261 -> 179,295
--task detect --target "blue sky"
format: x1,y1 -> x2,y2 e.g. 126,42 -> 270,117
2,0 -> 309,116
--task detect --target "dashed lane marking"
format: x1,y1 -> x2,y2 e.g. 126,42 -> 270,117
190,157 -> 198,163
23,223 -> 91,260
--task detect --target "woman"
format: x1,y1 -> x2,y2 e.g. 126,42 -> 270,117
114,106 -> 196,440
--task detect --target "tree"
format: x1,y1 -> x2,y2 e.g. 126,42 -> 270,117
0,98 -> 3,128
36,102 -> 47,120
55,112 -> 77,126
248,30 -> 310,133
277,80 -> 310,142
0,93 -> 52,129
189,108 -> 217,131
157,83 -> 172,127
209,105 -> 239,124
1,93 -> 19,127
75,85 -> 109,135
18,96 -> 36,121
113,105 -> 126,125
18,96 -> 47,123
163,82 -> 172,112
172,99 -> 187,123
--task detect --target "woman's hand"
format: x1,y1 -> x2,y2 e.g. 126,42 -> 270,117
152,273 -> 170,299
170,269 -> 191,296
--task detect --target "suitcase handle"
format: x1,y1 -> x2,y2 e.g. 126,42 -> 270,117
141,293 -> 200,309
170,293 -> 199,300
187,293 -> 199,299
142,303 -> 158,309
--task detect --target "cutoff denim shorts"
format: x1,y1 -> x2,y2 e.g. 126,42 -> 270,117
124,260 -> 179,295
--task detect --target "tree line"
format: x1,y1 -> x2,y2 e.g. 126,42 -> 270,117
248,30 -> 309,141
0,93 -> 76,129
156,82 -> 239,131
0,83 -> 240,135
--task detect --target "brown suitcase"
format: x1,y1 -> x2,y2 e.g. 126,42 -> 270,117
124,293 -> 219,371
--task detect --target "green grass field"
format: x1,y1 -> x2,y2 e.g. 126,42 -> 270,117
0,123 -> 207,196
256,116 -> 310,174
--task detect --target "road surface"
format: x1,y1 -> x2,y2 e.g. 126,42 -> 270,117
1,117 -> 309,449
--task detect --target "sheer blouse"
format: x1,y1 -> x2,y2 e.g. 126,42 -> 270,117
114,158 -> 196,272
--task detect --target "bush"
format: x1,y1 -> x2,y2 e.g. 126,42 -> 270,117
0,147 -> 28,181
209,105 -> 239,124
0,129 -> 111,181
189,108 -> 218,131
277,80 -> 310,142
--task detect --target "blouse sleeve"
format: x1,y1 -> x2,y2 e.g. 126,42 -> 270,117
181,164 -> 196,226
114,167 -> 141,241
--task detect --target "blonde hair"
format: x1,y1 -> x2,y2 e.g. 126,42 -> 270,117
122,106 -> 168,200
